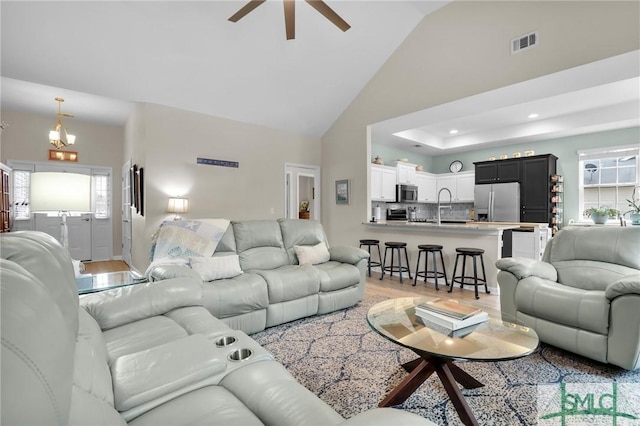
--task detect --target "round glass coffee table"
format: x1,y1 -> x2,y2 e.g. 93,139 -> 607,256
367,297 -> 539,426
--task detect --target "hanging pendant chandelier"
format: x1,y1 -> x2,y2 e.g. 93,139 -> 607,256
49,97 -> 76,149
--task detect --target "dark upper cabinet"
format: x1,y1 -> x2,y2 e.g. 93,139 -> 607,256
474,159 -> 520,184
520,154 -> 557,223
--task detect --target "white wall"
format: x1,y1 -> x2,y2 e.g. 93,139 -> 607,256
126,103 -> 321,271
0,108 -> 124,256
321,1 -> 640,246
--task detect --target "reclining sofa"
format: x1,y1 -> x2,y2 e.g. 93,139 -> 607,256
496,226 -> 640,370
1,231 -> 435,425
149,218 -> 368,334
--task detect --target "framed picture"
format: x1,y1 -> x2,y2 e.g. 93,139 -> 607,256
335,179 -> 349,205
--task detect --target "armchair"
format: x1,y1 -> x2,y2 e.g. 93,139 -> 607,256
496,226 -> 640,370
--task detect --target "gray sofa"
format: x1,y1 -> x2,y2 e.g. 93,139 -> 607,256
149,219 -> 369,334
496,226 -> 640,370
1,231 -> 435,425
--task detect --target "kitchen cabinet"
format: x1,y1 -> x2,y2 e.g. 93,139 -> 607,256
474,159 -> 520,184
391,161 -> 417,185
436,172 -> 475,202
520,154 -> 557,224
371,164 -> 396,202
415,172 -> 436,202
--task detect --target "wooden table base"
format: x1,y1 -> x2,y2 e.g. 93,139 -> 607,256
379,355 -> 484,426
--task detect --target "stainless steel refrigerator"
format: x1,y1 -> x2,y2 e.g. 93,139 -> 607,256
474,182 -> 520,222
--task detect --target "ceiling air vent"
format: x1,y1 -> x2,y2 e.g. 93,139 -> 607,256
511,31 -> 538,54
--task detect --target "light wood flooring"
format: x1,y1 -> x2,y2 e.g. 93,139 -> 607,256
83,260 -> 501,315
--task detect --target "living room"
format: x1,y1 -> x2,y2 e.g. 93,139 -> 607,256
1,1 -> 639,425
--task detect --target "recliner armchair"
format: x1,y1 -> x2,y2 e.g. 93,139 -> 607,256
496,226 -> 640,370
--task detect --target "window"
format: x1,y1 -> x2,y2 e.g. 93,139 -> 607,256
92,174 -> 110,219
579,145 -> 639,219
13,170 -> 31,220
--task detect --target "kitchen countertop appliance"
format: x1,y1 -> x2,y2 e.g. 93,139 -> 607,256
474,182 -> 520,222
387,208 -> 408,221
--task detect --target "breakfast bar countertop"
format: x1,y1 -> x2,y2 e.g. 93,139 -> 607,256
363,220 -> 547,234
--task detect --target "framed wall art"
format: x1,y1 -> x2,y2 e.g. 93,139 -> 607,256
335,179 -> 349,205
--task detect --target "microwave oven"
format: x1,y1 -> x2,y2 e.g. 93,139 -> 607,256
396,184 -> 418,203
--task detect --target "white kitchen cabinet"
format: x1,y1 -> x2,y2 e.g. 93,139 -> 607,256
371,164 -> 397,202
415,172 -> 436,202
391,161 -> 418,185
436,172 -> 475,202
511,227 -> 550,260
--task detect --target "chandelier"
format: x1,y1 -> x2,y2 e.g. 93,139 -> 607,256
49,97 -> 76,149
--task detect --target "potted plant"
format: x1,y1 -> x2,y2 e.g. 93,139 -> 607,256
583,206 -> 619,224
626,186 -> 640,225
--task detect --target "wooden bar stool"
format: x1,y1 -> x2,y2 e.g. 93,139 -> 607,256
413,244 -> 448,290
359,239 -> 382,277
449,247 -> 489,299
380,242 -> 412,283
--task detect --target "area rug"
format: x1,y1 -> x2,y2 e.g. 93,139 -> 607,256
252,295 -> 640,425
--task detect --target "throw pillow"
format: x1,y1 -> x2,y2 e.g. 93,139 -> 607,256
294,242 -> 330,265
189,255 -> 243,281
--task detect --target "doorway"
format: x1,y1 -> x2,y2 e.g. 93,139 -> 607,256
284,163 -> 320,221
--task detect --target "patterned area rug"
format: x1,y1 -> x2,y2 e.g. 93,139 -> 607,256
252,295 -> 640,425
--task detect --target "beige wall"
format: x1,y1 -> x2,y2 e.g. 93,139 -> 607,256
0,108 -> 124,256
126,103 -> 321,271
321,1 -> 640,245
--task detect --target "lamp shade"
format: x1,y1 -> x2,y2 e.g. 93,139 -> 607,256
167,197 -> 189,214
30,172 -> 91,213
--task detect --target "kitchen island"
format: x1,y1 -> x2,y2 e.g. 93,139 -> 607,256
363,221 -> 549,294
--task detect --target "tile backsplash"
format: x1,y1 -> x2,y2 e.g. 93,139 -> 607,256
372,202 -> 474,221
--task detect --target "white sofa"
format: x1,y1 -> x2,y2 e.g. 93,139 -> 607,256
0,231 -> 435,425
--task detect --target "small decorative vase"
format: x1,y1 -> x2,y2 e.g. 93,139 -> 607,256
415,165 -> 423,172
630,212 -> 640,225
591,213 -> 609,224
373,156 -> 383,165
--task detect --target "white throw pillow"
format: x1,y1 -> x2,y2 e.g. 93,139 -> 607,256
189,255 -> 243,281
294,242 -> 330,265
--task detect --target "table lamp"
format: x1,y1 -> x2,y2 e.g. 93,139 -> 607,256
167,197 -> 189,220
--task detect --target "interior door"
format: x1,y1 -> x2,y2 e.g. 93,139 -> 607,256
284,164 -> 321,221
122,160 -> 132,266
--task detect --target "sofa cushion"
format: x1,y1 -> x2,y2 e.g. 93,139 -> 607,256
255,265 -> 320,304
190,255 -> 243,281
315,261 -> 361,292
553,259 -> 637,291
515,276 -> 610,334
233,220 -> 289,270
278,218 -> 328,264
201,273 -> 269,319
294,242 -> 330,265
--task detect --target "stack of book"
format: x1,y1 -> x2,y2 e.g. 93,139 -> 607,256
415,298 -> 489,332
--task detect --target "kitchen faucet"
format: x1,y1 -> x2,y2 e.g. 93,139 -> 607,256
437,187 -> 452,225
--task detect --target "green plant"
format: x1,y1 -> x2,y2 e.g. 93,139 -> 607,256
583,206 -> 619,217
626,186 -> 640,213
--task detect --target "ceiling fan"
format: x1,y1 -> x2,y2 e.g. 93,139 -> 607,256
228,0 -> 351,40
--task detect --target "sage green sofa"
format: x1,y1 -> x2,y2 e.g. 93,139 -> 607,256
148,219 -> 369,335
496,226 -> 640,370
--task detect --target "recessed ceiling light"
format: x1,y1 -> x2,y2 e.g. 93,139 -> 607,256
449,129 -> 459,134
528,113 -> 539,119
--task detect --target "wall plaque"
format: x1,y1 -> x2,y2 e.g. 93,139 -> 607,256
197,157 -> 239,168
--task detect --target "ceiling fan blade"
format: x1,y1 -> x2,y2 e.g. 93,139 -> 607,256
284,0 -> 295,40
305,0 -> 351,32
228,0 -> 266,22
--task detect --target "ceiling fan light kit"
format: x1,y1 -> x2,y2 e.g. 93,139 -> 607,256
229,0 -> 350,40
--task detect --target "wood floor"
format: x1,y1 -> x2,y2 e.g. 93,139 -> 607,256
83,260 -> 501,315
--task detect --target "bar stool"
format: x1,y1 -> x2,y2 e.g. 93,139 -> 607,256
380,242 -> 412,283
413,244 -> 448,290
449,247 -> 489,299
359,239 -> 382,277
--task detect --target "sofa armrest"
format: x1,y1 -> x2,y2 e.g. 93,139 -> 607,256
495,257 -> 558,282
605,273 -> 640,300
340,408 -> 437,426
112,334 -> 226,412
149,264 -> 201,282
329,246 -> 369,265
80,277 -> 203,330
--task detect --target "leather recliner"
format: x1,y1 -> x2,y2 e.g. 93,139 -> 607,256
1,231 -> 436,425
496,226 -> 640,370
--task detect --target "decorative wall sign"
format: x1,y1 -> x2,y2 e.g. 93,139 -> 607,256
197,157 -> 239,168
49,149 -> 78,162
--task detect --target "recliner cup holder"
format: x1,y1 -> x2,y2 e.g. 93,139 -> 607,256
228,348 -> 253,362
215,336 -> 237,347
